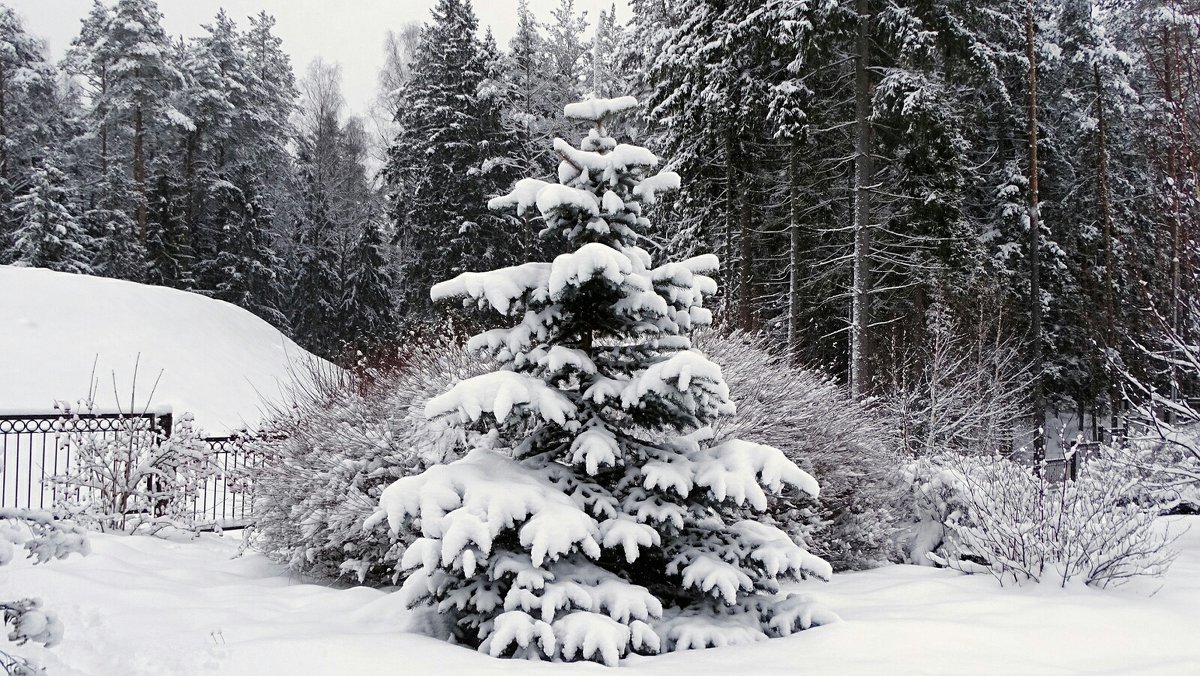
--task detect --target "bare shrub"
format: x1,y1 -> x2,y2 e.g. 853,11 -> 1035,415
910,451 -> 1179,587
247,336 -> 489,584
882,302 -> 1031,457
49,364 -> 216,534
1116,298 -> 1200,508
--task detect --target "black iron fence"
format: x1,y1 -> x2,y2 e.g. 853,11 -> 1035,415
191,434 -> 267,527
0,411 -> 264,528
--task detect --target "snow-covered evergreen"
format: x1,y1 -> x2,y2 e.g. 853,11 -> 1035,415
343,219 -> 398,349
5,157 -> 92,274
383,0 -> 523,319
370,96 -> 835,665
201,170 -> 288,329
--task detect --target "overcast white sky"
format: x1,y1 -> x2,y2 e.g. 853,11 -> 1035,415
11,0 -> 629,117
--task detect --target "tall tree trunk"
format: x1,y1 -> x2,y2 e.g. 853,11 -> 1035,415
1161,24 -> 1185,412
134,104 -> 146,244
850,0 -> 874,398
788,140 -> 803,361
738,156 -> 755,331
0,67 -> 8,185
724,131 -> 738,322
1094,63 -> 1119,431
1025,1 -> 1045,461
100,67 -> 108,175
183,128 -> 199,286
1163,25 -> 1182,337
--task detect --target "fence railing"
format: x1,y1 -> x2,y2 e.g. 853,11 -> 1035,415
0,411 -> 263,529
190,434 -> 267,528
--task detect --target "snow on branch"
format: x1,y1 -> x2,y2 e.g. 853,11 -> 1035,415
620,350 -> 733,412
431,262 -> 551,315
487,178 -> 553,216
374,449 -> 603,571
489,179 -> 603,220
425,371 -> 576,426
537,184 -> 601,217
632,171 -> 681,205
548,243 -> 633,298
692,439 -> 821,510
554,138 -> 659,186
563,96 -> 639,122
730,521 -> 832,580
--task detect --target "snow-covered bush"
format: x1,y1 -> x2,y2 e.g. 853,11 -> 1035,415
248,338 -> 489,584
906,452 -> 1178,587
695,330 -> 904,569
51,404 -> 215,534
1120,431 -> 1200,513
1,508 -> 90,672
369,96 -> 835,666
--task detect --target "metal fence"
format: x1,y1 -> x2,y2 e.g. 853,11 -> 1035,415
0,412 -> 263,528
191,434 -> 267,528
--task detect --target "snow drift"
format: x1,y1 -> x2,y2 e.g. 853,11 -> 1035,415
0,266 -> 325,434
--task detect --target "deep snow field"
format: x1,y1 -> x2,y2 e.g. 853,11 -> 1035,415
0,266 -> 325,435
4,517 -> 1198,675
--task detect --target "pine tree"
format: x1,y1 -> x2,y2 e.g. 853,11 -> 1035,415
289,177 -> 343,356
383,0 -> 522,319
545,0 -> 590,100
176,9 -> 243,276
200,167 -> 288,329
508,0 -> 552,125
143,167 -> 193,287
0,4 -> 77,266
372,95 -> 833,665
1026,0 -> 1137,419
63,0 -> 117,175
63,0 -> 184,279
82,164 -> 140,279
103,0 -> 184,245
585,4 -> 625,98
6,156 -> 92,274
343,218 -> 398,350
237,11 -> 297,182
494,0 -> 553,175
287,60 -> 385,358
0,6 -> 60,191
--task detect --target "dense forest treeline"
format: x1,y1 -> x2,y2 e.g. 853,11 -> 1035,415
0,0 -> 1197,442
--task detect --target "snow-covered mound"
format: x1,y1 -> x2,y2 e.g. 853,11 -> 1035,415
0,266 -> 325,434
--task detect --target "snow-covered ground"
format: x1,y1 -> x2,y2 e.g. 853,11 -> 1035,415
0,266 -> 325,434
5,517 -> 1197,675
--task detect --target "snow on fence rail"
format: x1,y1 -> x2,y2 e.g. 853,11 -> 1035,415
0,412 -> 264,528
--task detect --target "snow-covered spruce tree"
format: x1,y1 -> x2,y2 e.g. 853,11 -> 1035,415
343,218 -> 398,351
202,169 -> 288,330
383,0 -> 523,319
6,156 -> 92,274
370,96 -> 835,665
